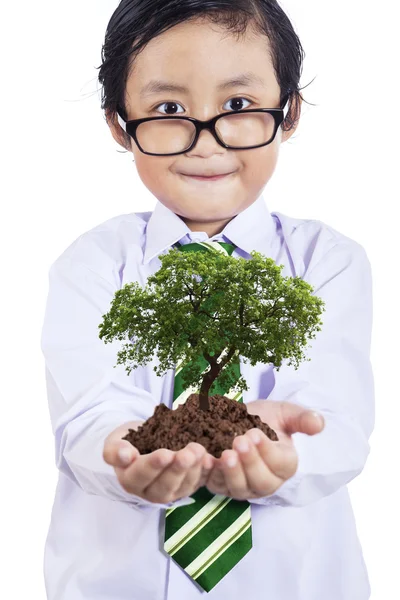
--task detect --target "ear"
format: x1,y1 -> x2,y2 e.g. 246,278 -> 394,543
281,95 -> 302,143
105,109 -> 131,150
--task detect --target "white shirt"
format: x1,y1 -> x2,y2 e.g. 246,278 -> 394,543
41,192 -> 374,599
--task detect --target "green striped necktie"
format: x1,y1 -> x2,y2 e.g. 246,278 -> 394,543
163,240 -> 252,593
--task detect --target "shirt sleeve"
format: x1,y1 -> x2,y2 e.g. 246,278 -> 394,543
247,240 -> 375,507
41,256 -> 196,512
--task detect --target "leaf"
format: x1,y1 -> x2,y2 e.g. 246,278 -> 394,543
97,247 -> 325,397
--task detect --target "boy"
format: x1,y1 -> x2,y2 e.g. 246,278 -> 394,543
41,3 -> 374,599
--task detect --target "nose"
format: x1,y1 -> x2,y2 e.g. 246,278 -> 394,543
186,123 -> 223,155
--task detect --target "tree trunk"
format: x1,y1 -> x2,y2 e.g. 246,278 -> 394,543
199,346 -> 238,411
199,376 -> 212,411
199,361 -> 221,411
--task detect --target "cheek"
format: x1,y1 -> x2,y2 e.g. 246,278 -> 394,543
134,154 -> 174,191
240,144 -> 279,183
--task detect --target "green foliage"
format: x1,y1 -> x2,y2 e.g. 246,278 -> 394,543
98,248 -> 325,395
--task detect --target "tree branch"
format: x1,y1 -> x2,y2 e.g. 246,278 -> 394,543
197,308 -> 219,321
182,280 -> 199,311
182,280 -> 216,316
218,346 -> 238,370
244,298 -> 285,327
239,300 -> 245,327
203,350 -> 217,365
266,299 -> 285,318
203,342 -> 233,368
204,345 -> 237,370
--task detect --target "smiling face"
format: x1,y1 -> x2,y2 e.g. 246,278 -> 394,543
107,18 -> 300,236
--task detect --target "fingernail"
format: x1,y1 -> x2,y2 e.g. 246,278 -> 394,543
159,452 -> 174,467
204,455 -> 214,469
227,456 -> 237,467
118,448 -> 134,465
237,439 -> 249,453
311,411 -> 324,425
249,430 -> 261,445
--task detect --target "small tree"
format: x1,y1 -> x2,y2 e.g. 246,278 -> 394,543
98,248 -> 325,411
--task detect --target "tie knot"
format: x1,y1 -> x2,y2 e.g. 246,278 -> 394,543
175,240 -> 237,256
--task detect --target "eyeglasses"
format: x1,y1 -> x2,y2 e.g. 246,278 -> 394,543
116,93 -> 290,156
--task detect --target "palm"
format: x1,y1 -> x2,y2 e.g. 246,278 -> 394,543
203,399 -> 324,499
246,398 -> 323,440
247,399 -> 290,436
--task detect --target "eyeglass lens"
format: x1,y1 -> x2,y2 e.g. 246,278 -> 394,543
135,112 -> 276,154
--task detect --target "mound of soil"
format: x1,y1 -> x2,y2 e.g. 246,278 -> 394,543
122,393 -> 278,459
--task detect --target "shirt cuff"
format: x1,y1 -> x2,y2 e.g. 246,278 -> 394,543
125,493 -> 197,511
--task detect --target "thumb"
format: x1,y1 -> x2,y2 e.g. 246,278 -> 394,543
103,439 -> 139,468
281,402 -> 325,436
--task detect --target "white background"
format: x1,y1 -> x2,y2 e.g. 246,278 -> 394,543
1,0 -> 398,598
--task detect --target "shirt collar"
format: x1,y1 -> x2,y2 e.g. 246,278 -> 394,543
142,191 -> 276,265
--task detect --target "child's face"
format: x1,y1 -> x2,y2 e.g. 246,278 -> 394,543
108,19 -> 299,236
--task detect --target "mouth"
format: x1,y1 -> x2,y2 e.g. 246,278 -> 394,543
179,171 -> 236,182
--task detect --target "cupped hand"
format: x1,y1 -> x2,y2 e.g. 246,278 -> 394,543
204,400 -> 325,500
103,420 -> 215,504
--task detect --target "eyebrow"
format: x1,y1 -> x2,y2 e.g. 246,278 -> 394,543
139,72 -> 266,98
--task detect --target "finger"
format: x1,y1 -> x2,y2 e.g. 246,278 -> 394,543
281,402 -> 325,436
203,453 -> 215,470
103,420 -> 145,467
117,442 -> 204,498
233,434 -> 280,497
144,444 -> 205,503
219,449 -> 250,500
173,460 -> 205,499
247,428 -> 298,481
103,439 -> 139,468
206,458 -> 230,496
116,448 -> 175,495
197,453 -> 216,488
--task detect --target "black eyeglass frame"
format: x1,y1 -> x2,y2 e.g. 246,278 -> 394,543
116,93 -> 291,156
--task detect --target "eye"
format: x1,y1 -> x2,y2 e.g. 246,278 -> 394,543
152,96 -> 253,115
153,102 -> 185,115
223,97 -> 252,111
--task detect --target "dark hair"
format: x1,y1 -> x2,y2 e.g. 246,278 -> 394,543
96,0 -> 315,151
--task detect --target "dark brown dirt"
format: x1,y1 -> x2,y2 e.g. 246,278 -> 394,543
122,393 -> 279,459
